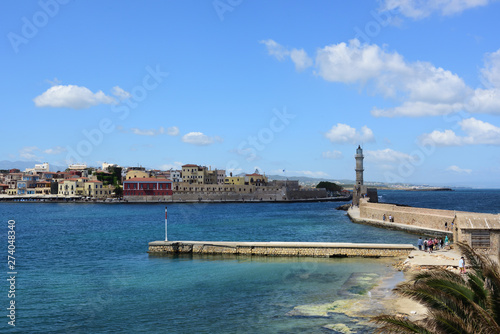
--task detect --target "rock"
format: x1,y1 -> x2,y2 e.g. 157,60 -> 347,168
323,323 -> 353,333
336,204 -> 351,211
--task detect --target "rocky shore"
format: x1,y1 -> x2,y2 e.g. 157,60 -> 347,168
286,246 -> 464,333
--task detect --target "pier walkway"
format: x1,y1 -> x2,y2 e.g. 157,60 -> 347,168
148,240 -> 414,258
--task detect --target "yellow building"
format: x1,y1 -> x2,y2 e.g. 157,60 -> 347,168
245,173 -> 268,186
224,176 -> 245,185
58,179 -> 82,196
125,170 -> 150,180
84,180 -> 113,198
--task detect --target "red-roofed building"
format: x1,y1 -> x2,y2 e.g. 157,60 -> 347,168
123,178 -> 173,196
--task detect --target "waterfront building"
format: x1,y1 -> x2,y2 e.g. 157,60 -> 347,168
216,169 -> 226,184
84,180 -> 113,198
182,164 -> 209,184
245,171 -> 268,186
224,176 -> 245,185
123,177 -> 173,196
125,169 -> 150,180
35,162 -> 50,173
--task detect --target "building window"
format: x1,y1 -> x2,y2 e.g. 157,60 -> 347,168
471,230 -> 490,248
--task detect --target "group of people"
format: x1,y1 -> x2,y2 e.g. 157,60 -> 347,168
417,236 -> 449,252
382,214 -> 394,222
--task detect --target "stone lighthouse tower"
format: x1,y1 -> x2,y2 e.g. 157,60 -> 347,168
355,145 -> 364,187
352,145 -> 377,206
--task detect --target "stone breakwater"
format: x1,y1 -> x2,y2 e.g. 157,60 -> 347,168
148,241 -> 414,258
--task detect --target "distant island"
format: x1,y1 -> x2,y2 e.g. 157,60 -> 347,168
406,187 -> 453,191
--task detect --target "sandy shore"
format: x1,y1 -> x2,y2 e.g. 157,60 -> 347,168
377,245 -> 464,321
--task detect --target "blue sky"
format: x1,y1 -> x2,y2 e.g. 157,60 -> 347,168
2,1 -> 500,187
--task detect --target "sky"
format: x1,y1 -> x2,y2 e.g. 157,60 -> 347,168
1,0 -> 500,188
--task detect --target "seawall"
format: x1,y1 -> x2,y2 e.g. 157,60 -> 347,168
148,241 -> 414,258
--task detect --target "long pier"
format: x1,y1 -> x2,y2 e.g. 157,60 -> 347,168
148,241 -> 414,258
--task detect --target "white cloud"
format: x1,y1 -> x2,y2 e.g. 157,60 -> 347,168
459,117 -> 500,144
260,39 -> 289,60
159,161 -> 184,170
372,101 -> 464,117
263,40 -> 500,117
273,169 -> 329,178
46,77 -> 62,86
365,148 -> 411,163
34,85 -> 117,109
419,129 -> 465,146
325,123 -> 375,144
466,88 -> 500,114
260,39 -> 313,71
314,39 -> 470,117
322,150 -> 343,159
19,146 -> 41,160
182,132 -> 222,146
290,49 -> 313,71
419,117 -> 500,146
131,127 -> 166,136
43,146 -> 66,155
481,49 -> 500,89
112,86 -> 131,100
446,165 -> 472,174
167,126 -> 180,136
380,0 -> 492,19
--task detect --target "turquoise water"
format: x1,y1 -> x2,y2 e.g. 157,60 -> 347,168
1,191 -> 498,333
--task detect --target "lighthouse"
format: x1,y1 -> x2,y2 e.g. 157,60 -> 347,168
355,145 -> 364,187
352,145 -> 377,206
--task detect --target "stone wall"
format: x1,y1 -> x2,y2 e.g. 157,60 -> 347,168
360,201 -> 456,230
286,188 -> 327,200
148,242 -> 413,258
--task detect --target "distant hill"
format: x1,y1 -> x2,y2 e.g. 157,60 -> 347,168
0,160 -> 67,172
266,175 -> 353,186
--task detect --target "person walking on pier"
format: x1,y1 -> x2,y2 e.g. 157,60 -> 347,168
459,256 -> 465,274
417,237 -> 423,251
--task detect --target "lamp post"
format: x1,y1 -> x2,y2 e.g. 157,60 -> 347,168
165,206 -> 168,241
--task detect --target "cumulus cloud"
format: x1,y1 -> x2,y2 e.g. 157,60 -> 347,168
182,132 -> 222,146
263,39 -> 500,117
260,39 -> 313,71
112,86 -> 131,100
325,123 -> 375,144
34,85 -> 122,109
322,150 -> 343,159
315,39 -> 470,117
167,126 -> 180,136
380,0 -> 492,19
19,146 -> 41,160
446,165 -> 472,174
419,117 -> 500,146
365,148 -> 411,163
467,49 -> 500,114
131,127 -> 166,136
43,146 -> 66,155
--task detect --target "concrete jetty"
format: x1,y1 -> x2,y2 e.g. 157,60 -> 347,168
148,240 -> 414,258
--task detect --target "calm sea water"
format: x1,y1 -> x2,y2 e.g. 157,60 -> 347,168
1,190 -> 498,333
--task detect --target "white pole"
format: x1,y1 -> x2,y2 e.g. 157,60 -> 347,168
165,206 -> 168,241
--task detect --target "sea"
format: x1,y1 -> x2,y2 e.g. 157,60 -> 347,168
1,189 -> 499,333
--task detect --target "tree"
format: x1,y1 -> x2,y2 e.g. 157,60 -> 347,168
316,181 -> 343,193
372,242 -> 500,333
113,185 -> 123,198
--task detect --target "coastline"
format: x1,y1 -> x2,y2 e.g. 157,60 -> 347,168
0,196 -> 351,204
